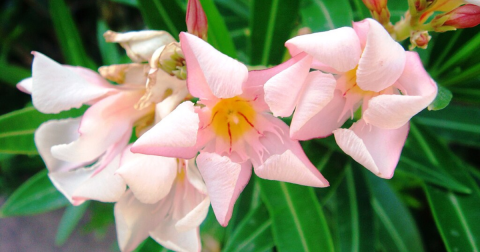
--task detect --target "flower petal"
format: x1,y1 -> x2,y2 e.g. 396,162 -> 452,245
263,53 -> 312,117
51,91 -> 144,163
104,30 -> 176,63
98,63 -> 149,85
290,71 -> 337,137
17,78 -> 32,94
253,115 -> 329,187
116,149 -> 178,204
291,89 -> 349,140
363,52 -> 438,129
333,119 -> 409,178
355,19 -> 406,92
132,101 -> 201,158
150,222 -> 200,252
180,32 -> 246,99
196,152 -> 251,226
175,197 -> 210,232
114,191 -> 161,252
285,27 -> 362,72
31,52 -> 113,113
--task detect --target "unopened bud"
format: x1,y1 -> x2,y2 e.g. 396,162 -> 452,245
155,42 -> 187,80
186,0 -> 208,40
362,0 -> 394,33
409,31 -> 431,49
362,0 -> 387,13
432,4 -> 480,31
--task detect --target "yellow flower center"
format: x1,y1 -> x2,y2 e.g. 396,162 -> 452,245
210,96 -> 257,145
343,66 -> 376,97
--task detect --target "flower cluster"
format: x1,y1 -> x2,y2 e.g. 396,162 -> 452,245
18,11 -> 437,252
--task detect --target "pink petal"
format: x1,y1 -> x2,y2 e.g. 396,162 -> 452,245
333,119 -> 409,178
355,19 -> 406,92
291,90 -> 349,140
176,197 -> 210,232
131,101 -> 202,159
290,71 -> 337,137
285,27 -> 362,72
196,152 -> 251,226
71,155 -> 126,204
253,115 -> 329,187
35,118 -> 83,173
16,78 -> 32,94
31,52 -> 113,113
150,222 -> 200,252
263,53 -> 312,117
51,91 -> 144,163
180,32 -> 246,99
362,52 -> 438,129
116,150 -> 178,204
114,191 -> 161,252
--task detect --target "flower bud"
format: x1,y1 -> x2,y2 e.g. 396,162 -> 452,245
409,31 -> 431,49
186,0 -> 208,40
432,4 -> 480,31
362,0 -> 394,33
362,0 -> 387,13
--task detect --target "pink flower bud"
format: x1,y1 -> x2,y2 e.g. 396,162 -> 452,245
186,0 -> 208,40
362,0 -> 387,13
444,4 -> 480,29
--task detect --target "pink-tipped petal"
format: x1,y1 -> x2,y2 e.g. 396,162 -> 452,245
290,71 -> 337,136
363,52 -> 438,129
333,120 -> 409,178
180,32 -> 246,99
132,101 -> 201,158
291,89 -> 349,140
51,91 -> 144,163
116,150 -> 178,204
355,19 -> 406,92
114,191 -> 161,252
71,155 -> 126,204
196,152 -> 251,226
286,27 -> 362,72
31,52 -> 113,113
254,115 -> 329,187
17,78 -> 32,94
264,53 -> 312,117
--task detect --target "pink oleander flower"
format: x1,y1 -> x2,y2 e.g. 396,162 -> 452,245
264,18 -> 437,179
115,149 -> 209,252
132,32 -> 329,226
17,30 -> 186,205
186,0 -> 208,40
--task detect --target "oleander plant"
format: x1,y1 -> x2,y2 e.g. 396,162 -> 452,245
1,0 -> 480,251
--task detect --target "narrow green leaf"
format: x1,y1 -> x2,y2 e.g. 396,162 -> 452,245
223,204 -> 273,252
201,0 -> 238,58
441,62 -> 480,87
137,0 -> 186,40
429,30 -> 462,71
49,0 -> 95,68
110,0 -> 138,7
410,123 -> 480,251
249,0 -> 300,65
301,0 -> 353,32
133,237 -> 165,252
366,172 -> 425,252
97,20 -> 122,66
55,202 -> 90,246
258,177 -> 334,252
0,106 -> 86,154
428,85 -> 452,111
0,62 -> 30,86
349,0 -> 370,20
334,164 -> 374,251
450,86 -> 480,106
435,30 -> 480,76
0,170 -> 69,217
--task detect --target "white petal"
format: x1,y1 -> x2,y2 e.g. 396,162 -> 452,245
17,78 -> 32,94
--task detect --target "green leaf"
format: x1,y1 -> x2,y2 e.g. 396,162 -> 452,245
201,0 -> 238,58
410,123 -> 480,251
132,238 -> 164,252
441,62 -> 480,87
450,86 -> 480,106
0,106 -> 86,154
301,0 -> 353,32
0,62 -> 30,87
97,20 -> 122,66
223,204 -> 274,252
49,0 -> 95,68
258,177 -> 334,252
334,163 -> 374,251
428,85 -> 452,111
137,0 -> 186,40
0,170 -> 69,217
110,0 -> 138,7
415,105 -> 480,147
55,202 -> 90,246
435,30 -> 480,76
366,172 -> 425,252
249,0 -> 301,65
349,0 -> 370,21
